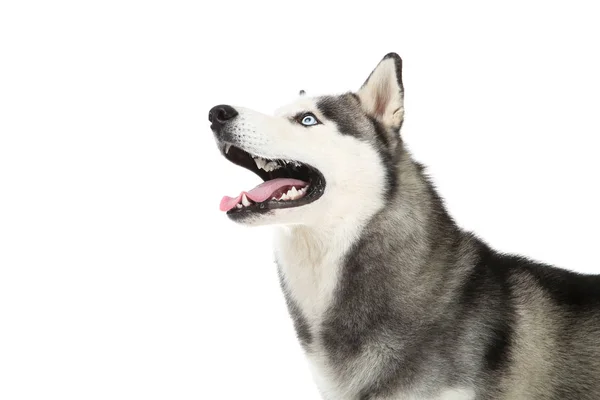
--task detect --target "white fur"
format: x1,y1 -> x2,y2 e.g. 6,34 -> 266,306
275,222 -> 379,399
226,97 -> 392,397
228,96 -> 387,322
222,64 -> 476,399
227,99 -> 387,228
229,97 -> 387,320
357,57 -> 404,128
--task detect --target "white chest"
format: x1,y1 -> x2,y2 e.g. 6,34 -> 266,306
273,231 -> 476,400
274,229 -> 343,327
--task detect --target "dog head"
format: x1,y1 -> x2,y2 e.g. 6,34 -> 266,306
210,53 -> 404,226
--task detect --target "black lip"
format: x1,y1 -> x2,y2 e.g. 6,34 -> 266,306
219,143 -> 326,217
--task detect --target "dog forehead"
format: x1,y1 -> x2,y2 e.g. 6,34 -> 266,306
274,97 -> 319,117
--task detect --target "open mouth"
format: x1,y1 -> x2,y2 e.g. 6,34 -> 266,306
219,143 -> 326,217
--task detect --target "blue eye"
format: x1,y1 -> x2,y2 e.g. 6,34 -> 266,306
300,113 -> 319,126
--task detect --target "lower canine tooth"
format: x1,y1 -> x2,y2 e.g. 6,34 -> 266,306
241,194 -> 251,207
236,203 -> 242,209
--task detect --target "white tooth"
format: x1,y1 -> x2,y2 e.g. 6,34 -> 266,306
264,161 -> 278,172
289,186 -> 299,199
241,194 -> 251,207
225,144 -> 232,154
272,197 -> 278,201
236,203 -> 242,209
279,193 -> 289,201
255,158 -> 266,170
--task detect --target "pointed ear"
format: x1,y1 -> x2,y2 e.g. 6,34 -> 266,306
357,53 -> 404,130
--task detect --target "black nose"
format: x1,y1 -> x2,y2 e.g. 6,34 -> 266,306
209,104 -> 238,131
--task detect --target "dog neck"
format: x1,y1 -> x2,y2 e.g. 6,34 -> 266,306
272,150 -> 456,326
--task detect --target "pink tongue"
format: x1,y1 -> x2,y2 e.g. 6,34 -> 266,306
220,178 -> 308,212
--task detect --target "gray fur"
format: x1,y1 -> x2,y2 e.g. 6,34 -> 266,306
211,53 -> 600,399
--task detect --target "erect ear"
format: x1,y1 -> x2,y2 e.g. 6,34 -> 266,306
357,53 -> 404,130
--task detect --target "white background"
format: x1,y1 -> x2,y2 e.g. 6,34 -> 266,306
1,1 -> 599,399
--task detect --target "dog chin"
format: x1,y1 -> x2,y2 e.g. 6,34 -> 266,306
226,210 -> 274,226
226,206 -> 315,227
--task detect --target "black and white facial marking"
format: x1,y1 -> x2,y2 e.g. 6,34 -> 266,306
210,53 -> 600,400
209,53 -> 407,227
313,53 -> 405,200
316,94 -> 401,200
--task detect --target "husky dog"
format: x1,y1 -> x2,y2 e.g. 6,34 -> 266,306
209,53 -> 600,400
